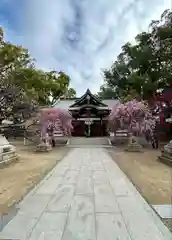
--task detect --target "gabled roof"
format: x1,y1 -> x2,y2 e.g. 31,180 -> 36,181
54,99 -> 119,110
69,89 -> 108,108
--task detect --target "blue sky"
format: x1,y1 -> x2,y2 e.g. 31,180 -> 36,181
0,0 -> 171,96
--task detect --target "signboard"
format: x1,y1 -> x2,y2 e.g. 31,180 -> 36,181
115,133 -> 128,137
85,119 -> 93,125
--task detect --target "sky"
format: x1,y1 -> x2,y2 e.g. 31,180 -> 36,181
0,0 -> 171,96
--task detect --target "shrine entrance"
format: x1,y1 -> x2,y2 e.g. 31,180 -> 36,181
84,120 -> 107,137
72,120 -> 107,137
69,89 -> 110,137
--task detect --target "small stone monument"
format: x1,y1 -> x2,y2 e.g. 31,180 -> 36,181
125,133 -> 143,152
35,133 -> 52,152
159,140 -> 172,167
0,135 -> 19,166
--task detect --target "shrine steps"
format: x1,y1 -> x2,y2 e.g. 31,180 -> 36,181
67,137 -> 112,147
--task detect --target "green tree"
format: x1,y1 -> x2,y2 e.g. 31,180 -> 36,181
45,71 -> 72,105
0,27 -> 75,121
13,69 -> 74,105
100,9 -> 172,101
97,84 -> 117,99
64,88 -> 76,98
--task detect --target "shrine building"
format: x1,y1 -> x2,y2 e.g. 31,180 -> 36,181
55,89 -> 118,137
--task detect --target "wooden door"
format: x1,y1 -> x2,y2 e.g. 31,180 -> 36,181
91,121 -> 108,137
90,121 -> 101,136
72,120 -> 85,136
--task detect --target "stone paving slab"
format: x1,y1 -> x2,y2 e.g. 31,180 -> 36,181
94,182 -> 120,213
46,184 -> 75,213
118,196 -> 164,240
62,195 -> 96,240
75,176 -> 93,195
93,170 -> 109,183
96,213 -> 130,240
0,211 -> 39,239
152,204 -> 172,219
35,177 -> 63,195
0,148 -> 171,240
29,212 -> 67,240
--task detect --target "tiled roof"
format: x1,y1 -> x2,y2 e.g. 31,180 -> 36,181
54,99 -> 119,109
54,100 -> 75,110
103,99 -> 119,108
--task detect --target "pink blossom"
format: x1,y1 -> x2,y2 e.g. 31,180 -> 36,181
39,108 -> 73,138
109,100 -> 156,135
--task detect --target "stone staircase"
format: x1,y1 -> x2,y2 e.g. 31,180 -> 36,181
67,137 -> 111,147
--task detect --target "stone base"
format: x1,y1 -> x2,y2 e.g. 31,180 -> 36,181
125,143 -> 143,152
125,135 -> 143,152
0,135 -> 19,167
35,143 -> 52,152
158,140 -> 172,167
158,151 -> 172,167
0,151 -> 19,168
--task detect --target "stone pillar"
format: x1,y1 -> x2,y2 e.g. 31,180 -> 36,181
35,133 -> 52,152
24,137 -> 28,146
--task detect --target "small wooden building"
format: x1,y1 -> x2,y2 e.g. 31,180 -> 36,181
55,89 -> 118,137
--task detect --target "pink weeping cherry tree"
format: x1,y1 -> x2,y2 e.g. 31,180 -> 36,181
39,108 -> 73,142
109,100 -> 157,138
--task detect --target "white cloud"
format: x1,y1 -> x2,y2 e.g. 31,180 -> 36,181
0,0 -> 171,96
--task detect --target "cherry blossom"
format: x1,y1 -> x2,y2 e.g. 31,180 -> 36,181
109,100 -> 156,136
39,108 -> 73,138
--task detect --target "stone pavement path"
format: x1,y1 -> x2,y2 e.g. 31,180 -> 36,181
0,148 -> 171,240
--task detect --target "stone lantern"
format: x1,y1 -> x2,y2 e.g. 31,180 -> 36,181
0,135 -> 19,166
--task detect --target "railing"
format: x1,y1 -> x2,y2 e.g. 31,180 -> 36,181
110,130 -> 129,145
0,121 -> 69,145
24,121 -> 68,145
24,122 -> 40,144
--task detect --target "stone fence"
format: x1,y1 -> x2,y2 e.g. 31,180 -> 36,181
110,130 -> 129,145
110,130 -> 149,147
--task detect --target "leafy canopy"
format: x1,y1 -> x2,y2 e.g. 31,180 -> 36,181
0,27 -> 76,122
98,9 -> 172,101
